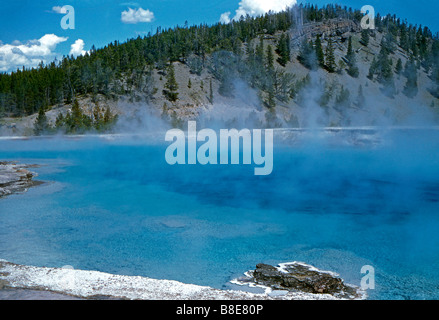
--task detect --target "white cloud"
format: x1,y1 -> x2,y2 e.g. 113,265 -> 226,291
69,39 -> 88,57
0,34 -> 68,72
121,7 -> 155,24
220,12 -> 231,24
220,0 -> 296,23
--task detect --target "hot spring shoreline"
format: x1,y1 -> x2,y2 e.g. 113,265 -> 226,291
0,161 -> 43,199
0,259 -> 366,300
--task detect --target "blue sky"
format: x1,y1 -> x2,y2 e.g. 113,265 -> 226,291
0,0 -> 437,72
306,0 -> 438,32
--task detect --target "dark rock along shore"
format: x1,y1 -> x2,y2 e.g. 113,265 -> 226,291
244,262 -> 363,299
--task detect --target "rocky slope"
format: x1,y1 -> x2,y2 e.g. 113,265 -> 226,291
1,17 -> 438,136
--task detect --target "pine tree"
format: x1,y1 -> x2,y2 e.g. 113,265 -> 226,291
34,106 -> 50,135
376,43 -> 394,85
63,99 -> 93,133
163,63 -> 179,102
368,57 -> 378,80
55,113 -> 65,131
276,33 -> 290,67
384,32 -> 396,54
361,29 -> 370,47
399,24 -> 409,51
209,78 -> 214,103
314,34 -> 325,67
266,45 -> 275,70
338,59 -> 346,74
255,37 -> 265,65
325,37 -> 336,73
266,85 -> 276,109
381,57 -> 394,83
347,54 -> 359,78
375,42 -> 396,98
403,59 -> 418,98
347,61 -> 359,78
298,38 -> 316,70
71,99 -> 83,128
103,106 -> 116,125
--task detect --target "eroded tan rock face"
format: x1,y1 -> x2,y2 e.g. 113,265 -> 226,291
291,18 -> 361,45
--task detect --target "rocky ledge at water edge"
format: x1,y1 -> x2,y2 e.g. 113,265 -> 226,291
233,262 -> 365,300
0,161 -> 41,198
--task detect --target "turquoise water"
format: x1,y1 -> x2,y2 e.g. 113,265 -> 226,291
1,130 -> 439,299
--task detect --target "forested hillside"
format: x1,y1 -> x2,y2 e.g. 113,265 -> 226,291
1,3 -> 439,135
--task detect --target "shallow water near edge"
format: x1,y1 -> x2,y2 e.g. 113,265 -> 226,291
1,130 -> 439,300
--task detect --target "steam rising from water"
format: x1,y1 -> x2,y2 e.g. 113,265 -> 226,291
1,127 -> 439,299
108,67 -> 439,135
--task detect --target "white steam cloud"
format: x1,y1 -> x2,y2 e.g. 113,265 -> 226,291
220,0 -> 297,23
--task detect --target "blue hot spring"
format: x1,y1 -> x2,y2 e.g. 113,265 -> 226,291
0,129 -> 438,300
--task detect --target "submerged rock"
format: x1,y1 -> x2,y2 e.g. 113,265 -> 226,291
0,161 -> 41,198
236,262 -> 365,300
